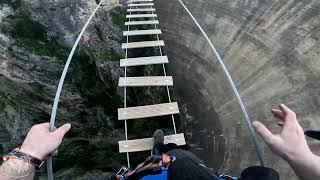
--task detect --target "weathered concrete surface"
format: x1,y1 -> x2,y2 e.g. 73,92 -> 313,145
155,0 -> 320,179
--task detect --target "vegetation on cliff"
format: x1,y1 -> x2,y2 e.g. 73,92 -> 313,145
0,3 -> 178,178
0,0 -> 21,9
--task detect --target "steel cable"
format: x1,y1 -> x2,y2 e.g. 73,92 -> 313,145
176,0 -> 265,166
48,0 -> 105,179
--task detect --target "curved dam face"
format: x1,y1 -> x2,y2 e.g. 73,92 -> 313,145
155,0 -> 320,179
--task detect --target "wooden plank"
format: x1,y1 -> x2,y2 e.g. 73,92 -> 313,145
126,14 -> 157,18
129,0 -> 153,3
123,29 -> 161,36
120,56 -> 169,67
119,76 -> 173,87
122,40 -> 164,49
125,20 -> 159,26
118,102 -> 179,120
127,8 -> 155,12
119,133 -> 186,153
128,3 -> 154,7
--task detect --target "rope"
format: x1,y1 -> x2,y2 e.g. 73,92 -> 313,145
123,3 -> 178,167
124,10 -> 131,169
151,6 -> 177,134
47,0 -> 105,179
176,0 -> 265,166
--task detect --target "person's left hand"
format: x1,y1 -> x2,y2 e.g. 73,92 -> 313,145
20,123 -> 71,160
253,104 -> 310,162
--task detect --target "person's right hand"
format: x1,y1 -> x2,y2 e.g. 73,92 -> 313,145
20,123 -> 71,160
253,104 -> 312,162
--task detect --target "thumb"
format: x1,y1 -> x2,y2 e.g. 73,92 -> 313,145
253,121 -> 274,145
53,123 -> 71,139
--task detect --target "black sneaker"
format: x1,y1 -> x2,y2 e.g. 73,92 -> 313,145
152,129 -> 164,155
153,129 -> 164,146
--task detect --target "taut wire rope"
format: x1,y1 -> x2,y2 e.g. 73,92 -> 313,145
48,0 -> 105,179
176,0 -> 265,166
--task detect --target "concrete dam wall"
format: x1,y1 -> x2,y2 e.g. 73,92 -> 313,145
155,0 -> 320,179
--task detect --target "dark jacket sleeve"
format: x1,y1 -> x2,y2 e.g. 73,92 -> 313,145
167,149 -> 219,180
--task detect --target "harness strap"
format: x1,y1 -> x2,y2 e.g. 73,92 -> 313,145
122,154 -> 175,180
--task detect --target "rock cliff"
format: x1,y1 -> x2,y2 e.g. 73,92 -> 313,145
0,0 -> 320,179
0,0 -> 178,178
0,0 -> 128,178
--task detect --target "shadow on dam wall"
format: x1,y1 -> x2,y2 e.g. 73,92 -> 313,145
155,0 -> 320,179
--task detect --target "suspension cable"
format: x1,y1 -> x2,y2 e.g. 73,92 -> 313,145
176,0 -> 264,166
124,10 -> 131,169
151,6 -> 177,134
47,1 -> 105,179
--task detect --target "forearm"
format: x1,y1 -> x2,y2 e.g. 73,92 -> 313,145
0,159 -> 35,180
0,123 -> 71,180
288,152 -> 320,180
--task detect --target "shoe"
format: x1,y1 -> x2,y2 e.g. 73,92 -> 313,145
153,129 -> 164,146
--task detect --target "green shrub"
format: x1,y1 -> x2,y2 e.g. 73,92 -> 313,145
17,39 -> 68,61
110,7 -> 126,30
4,16 -> 68,61
0,0 -> 21,9
103,48 -> 122,61
9,17 -> 47,40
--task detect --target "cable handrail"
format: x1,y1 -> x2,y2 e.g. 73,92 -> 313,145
176,0 -> 265,166
124,10 -> 131,169
47,0 -> 105,179
151,5 -> 177,134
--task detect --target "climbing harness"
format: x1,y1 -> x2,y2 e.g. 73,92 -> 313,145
115,167 -> 130,177
113,155 -> 175,180
218,174 -> 238,180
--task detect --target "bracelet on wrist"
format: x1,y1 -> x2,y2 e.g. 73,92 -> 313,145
1,148 -> 44,170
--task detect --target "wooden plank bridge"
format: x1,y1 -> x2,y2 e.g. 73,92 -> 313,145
118,0 -> 186,163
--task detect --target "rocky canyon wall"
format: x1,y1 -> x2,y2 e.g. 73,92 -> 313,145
0,0 -> 129,178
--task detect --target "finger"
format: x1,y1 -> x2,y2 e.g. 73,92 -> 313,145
51,126 -> 57,131
252,121 -> 275,145
271,109 -> 284,120
52,123 -> 72,139
277,122 -> 284,127
280,104 -> 296,120
33,122 -> 50,129
30,123 -> 50,133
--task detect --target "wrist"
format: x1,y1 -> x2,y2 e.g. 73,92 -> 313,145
286,148 -> 314,165
2,149 -> 45,170
20,146 -> 45,161
2,157 -> 36,170
0,159 -> 36,177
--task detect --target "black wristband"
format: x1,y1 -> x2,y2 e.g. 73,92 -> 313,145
4,148 -> 44,170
